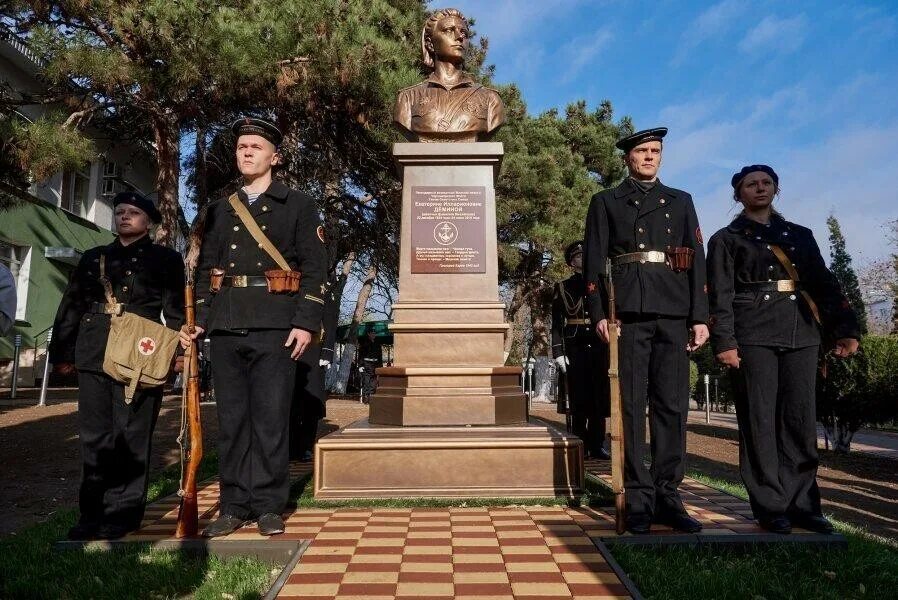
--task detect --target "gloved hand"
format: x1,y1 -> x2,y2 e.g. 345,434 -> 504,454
555,355 -> 569,372
319,359 -> 331,368
359,367 -> 365,373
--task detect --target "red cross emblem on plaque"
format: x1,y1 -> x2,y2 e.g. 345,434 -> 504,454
138,337 -> 156,356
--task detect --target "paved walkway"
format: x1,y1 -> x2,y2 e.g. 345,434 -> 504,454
688,410 -> 898,461
105,453 -> 847,599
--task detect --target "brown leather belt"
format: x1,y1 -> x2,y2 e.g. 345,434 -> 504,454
222,275 -> 268,288
736,280 -> 798,293
611,251 -> 666,265
565,318 -> 591,325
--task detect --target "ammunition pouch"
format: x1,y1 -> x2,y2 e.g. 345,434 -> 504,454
264,269 -> 302,294
666,247 -> 695,273
209,268 -> 225,293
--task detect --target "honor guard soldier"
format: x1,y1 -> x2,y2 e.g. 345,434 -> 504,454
51,192 -> 185,540
584,127 -> 709,534
551,241 -> 610,459
182,117 -> 327,537
289,273 -> 344,462
708,164 -> 859,534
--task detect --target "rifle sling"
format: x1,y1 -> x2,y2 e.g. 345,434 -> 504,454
227,193 -> 291,271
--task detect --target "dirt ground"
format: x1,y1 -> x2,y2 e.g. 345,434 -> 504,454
2,398 -> 895,540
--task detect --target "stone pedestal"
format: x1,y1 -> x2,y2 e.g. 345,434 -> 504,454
315,143 -> 582,498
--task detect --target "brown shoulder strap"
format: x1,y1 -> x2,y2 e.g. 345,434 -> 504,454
227,194 -> 291,271
99,254 -> 117,305
769,244 -> 822,325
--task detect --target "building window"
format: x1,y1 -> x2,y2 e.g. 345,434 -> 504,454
61,163 -> 91,217
0,240 -> 31,322
101,160 -> 123,197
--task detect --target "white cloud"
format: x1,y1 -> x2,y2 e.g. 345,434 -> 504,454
671,0 -> 746,65
738,14 -> 808,55
557,29 -> 615,83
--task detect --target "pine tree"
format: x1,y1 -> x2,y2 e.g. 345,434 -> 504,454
2,0 -> 427,245
827,214 -> 867,334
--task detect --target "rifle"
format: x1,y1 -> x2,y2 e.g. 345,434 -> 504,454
606,258 -> 626,534
559,333 -> 573,434
175,251 -> 203,537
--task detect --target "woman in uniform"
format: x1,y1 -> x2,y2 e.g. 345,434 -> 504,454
50,191 -> 184,540
707,165 -> 859,534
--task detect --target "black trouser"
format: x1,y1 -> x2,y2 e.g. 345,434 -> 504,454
566,335 -> 609,455
618,315 -> 690,518
76,370 -> 162,528
289,341 -> 325,459
210,329 -> 297,518
729,344 -> 822,520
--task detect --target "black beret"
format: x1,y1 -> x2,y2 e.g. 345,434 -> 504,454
113,191 -> 161,224
616,127 -> 668,152
564,240 -> 584,265
731,164 -> 779,190
231,117 -> 283,146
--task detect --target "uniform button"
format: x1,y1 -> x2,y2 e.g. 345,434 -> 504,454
634,200 -> 640,206
638,243 -> 645,249
261,225 -> 267,230
233,226 -> 239,231
131,257 -> 137,262
229,262 -> 235,268
126,270 -> 132,276
258,243 -> 264,248
122,286 -> 128,292
257,262 -> 262,267
763,294 -> 770,300
768,265 -> 775,270
231,244 -> 237,249
262,205 -> 269,211
667,228 -> 671,234
783,231 -> 789,236
660,198 -> 666,204
665,213 -> 670,218
638,228 -> 644,233
789,294 -> 797,300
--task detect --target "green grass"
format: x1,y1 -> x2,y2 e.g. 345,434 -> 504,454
288,472 -> 614,509
610,528 -> 898,600
0,453 -> 278,600
603,470 -> 898,599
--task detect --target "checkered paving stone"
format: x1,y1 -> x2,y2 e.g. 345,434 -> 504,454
277,507 -> 633,600
120,456 -> 826,598
584,459 -> 820,536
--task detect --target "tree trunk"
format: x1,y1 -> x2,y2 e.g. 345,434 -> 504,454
193,124 -> 209,212
332,261 -> 376,394
151,110 -> 181,248
504,281 -> 526,363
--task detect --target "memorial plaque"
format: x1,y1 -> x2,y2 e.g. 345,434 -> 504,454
410,185 -> 486,274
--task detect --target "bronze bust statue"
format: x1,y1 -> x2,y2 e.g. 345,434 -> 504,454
393,8 -> 506,143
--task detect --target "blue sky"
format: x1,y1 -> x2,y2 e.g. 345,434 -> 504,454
448,0 -> 898,263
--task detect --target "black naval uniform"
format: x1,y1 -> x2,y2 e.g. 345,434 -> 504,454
707,213 -> 859,521
288,273 -> 346,460
551,272 -> 609,456
50,235 -> 184,531
584,178 -> 708,520
195,181 -> 326,519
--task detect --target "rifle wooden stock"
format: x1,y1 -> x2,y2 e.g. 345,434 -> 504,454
175,283 -> 203,538
606,259 -> 626,534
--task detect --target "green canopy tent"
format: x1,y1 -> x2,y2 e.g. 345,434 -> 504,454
335,320 -> 393,345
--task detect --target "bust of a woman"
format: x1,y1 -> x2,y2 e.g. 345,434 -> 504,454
393,8 -> 506,143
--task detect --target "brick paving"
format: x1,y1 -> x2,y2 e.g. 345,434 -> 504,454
111,450 -> 845,599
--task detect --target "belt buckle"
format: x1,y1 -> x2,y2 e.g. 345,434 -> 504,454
232,275 -> 248,288
776,280 -> 793,292
104,303 -> 123,316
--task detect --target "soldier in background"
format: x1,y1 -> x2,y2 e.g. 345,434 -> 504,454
289,272 -> 344,462
551,240 -> 610,459
584,127 -> 709,534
